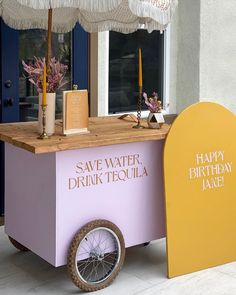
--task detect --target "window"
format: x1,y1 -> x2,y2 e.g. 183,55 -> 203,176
19,29 -> 72,121
109,30 -> 164,114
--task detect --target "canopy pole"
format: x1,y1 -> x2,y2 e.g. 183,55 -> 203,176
46,8 -> 53,72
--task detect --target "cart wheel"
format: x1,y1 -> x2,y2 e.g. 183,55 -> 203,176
67,219 -> 125,292
8,236 -> 29,251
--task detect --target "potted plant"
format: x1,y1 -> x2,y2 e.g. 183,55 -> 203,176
143,92 -> 165,129
22,57 -> 68,135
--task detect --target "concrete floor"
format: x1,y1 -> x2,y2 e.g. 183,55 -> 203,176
1,226 -> 236,295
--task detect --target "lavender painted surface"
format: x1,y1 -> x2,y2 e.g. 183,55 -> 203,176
55,141 -> 165,266
5,140 -> 165,267
5,143 -> 56,265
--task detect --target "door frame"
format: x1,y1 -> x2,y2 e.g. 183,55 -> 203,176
0,20 -> 89,216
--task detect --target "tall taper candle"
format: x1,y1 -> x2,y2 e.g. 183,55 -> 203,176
42,63 -> 47,106
138,48 -> 143,88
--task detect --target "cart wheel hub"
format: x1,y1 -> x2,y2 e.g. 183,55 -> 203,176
98,254 -> 104,261
90,250 -> 104,261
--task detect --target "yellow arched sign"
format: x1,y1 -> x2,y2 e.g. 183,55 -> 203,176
164,102 -> 236,278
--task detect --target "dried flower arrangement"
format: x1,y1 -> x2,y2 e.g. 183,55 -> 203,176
22,57 -> 68,93
143,92 -> 162,113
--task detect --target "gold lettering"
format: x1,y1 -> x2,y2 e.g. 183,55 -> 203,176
196,151 -> 225,165
226,162 -> 232,173
96,159 -> 103,171
202,178 -> 211,191
77,176 -> 86,187
134,154 -> 142,165
118,170 -> 126,181
76,162 -> 84,174
142,167 -> 148,177
105,158 -> 115,169
69,178 -> 77,190
218,151 -> 224,161
84,161 -> 94,173
217,176 -> 224,187
127,155 -> 133,166
196,153 -> 205,165
202,176 -> 225,191
199,166 -> 206,177
76,159 -> 103,174
95,173 -> 103,185
105,171 -> 112,183
70,155 -> 149,189
189,167 -> 197,179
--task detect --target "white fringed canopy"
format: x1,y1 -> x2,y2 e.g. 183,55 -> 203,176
0,0 -> 178,33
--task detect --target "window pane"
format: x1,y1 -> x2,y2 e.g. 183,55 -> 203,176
109,30 -> 164,114
19,29 -> 71,121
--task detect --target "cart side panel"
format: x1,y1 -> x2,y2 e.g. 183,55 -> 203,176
5,143 -> 57,265
55,140 -> 165,266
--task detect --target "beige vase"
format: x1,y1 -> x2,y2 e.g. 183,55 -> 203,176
38,93 -> 56,135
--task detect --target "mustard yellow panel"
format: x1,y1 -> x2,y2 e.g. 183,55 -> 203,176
164,102 -> 236,278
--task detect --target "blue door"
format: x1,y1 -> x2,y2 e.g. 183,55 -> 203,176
0,20 -> 89,216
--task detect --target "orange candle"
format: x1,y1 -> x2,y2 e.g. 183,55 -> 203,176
138,48 -> 143,88
42,63 -> 47,106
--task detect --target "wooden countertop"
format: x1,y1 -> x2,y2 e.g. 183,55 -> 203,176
0,116 -> 170,154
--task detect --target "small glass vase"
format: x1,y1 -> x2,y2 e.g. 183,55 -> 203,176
38,93 -> 56,135
147,111 -> 165,129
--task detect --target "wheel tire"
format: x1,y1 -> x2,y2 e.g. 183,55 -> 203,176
8,236 -> 29,251
67,219 -> 125,292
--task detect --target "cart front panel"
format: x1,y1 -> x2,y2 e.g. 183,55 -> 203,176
55,140 -> 165,266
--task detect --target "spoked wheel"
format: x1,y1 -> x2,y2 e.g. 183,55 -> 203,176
67,219 -> 125,292
8,236 -> 29,251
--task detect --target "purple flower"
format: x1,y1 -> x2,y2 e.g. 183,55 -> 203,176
143,92 -> 162,113
22,57 -> 68,93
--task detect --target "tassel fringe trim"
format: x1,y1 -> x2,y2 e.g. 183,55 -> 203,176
16,0 -> 123,12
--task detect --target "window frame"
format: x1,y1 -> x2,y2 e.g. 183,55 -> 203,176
89,27 -> 171,117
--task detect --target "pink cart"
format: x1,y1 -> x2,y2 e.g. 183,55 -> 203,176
1,118 -> 168,292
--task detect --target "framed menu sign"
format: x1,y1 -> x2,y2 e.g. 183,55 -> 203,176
63,89 -> 89,135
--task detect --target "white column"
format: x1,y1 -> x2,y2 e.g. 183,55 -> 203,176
90,32 -> 109,116
174,0 -> 201,113
170,0 -> 236,114
200,0 -> 236,113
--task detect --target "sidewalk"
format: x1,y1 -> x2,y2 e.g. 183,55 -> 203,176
0,226 -> 236,295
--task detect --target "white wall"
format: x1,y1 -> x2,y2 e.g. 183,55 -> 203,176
172,0 -> 236,114
170,0 -> 200,113
200,0 -> 236,112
